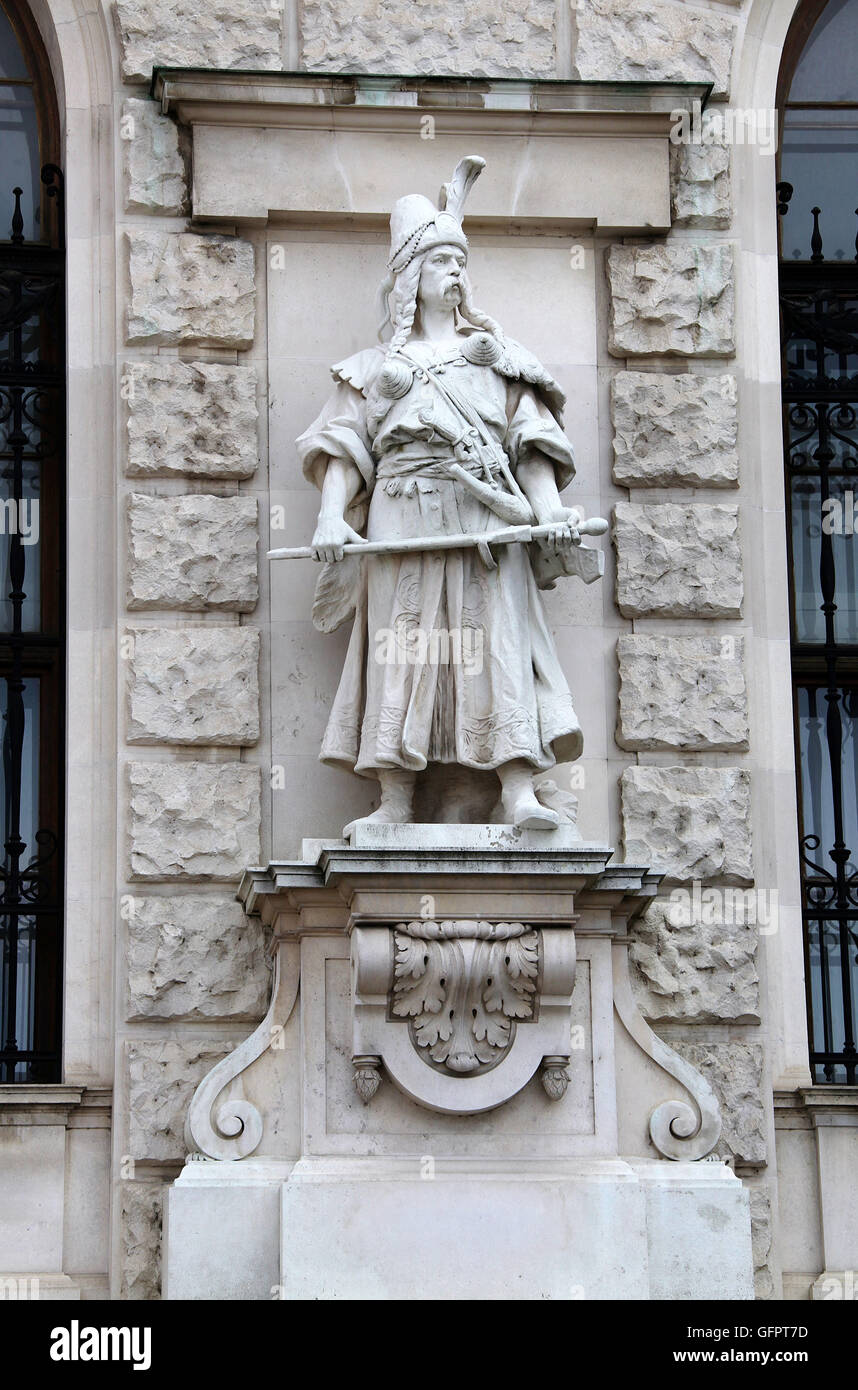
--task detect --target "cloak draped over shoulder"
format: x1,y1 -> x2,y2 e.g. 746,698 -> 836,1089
295,331 -> 583,777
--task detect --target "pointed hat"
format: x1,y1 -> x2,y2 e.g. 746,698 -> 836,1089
387,155 -> 485,274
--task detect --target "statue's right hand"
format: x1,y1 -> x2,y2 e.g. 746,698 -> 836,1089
311,516 -> 367,563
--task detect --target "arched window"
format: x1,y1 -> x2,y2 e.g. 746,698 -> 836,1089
0,0 -> 64,1083
778,0 -> 858,1084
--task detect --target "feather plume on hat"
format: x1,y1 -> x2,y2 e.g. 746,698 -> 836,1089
386,154 -> 486,274
438,155 -> 486,221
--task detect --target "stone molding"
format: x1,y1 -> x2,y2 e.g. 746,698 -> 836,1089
0,1086 -> 112,1127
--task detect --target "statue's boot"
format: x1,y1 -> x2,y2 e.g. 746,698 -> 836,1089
344,769 -> 416,838
498,761 -> 560,830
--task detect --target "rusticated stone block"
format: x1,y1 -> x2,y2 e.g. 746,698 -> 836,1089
122,98 -> 187,216
611,372 -> 738,488
125,361 -> 258,479
571,0 -> 735,98
671,1041 -> 767,1166
119,1183 -> 163,1301
126,626 -> 260,746
606,243 -> 735,357
621,766 -> 753,883
749,1186 -> 775,1299
126,231 -> 255,348
126,494 -> 258,612
114,0 -> 282,83
616,634 -> 748,751
126,1040 -> 232,1160
670,111 -> 731,229
127,761 -> 261,880
126,894 -> 270,1020
613,502 -> 742,618
301,0 -> 555,76
629,896 -> 759,1023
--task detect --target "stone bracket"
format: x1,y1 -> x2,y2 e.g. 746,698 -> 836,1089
351,919 -> 577,1115
184,940 -> 299,1161
612,941 -> 722,1161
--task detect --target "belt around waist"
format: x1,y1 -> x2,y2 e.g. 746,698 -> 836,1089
376,451 -> 503,481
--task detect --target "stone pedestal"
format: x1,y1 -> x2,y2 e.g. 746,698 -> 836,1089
162,832 -> 754,1300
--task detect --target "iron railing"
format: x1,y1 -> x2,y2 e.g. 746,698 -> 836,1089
780,191 -> 858,1084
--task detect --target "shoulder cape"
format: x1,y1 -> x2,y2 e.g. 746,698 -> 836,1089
331,335 -> 566,422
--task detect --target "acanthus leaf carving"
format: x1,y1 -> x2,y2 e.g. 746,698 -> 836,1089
391,921 -> 539,1076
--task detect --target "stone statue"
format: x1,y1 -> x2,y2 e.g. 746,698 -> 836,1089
294,155 -> 603,835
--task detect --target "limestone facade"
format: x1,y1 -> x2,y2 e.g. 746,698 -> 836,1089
0,0 -> 851,1307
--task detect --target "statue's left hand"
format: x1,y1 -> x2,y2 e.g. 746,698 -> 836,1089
535,505 -> 584,551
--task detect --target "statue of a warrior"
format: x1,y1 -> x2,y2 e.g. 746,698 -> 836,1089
295,155 -> 599,835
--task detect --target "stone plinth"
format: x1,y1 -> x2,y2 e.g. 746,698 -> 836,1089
162,836 -> 754,1300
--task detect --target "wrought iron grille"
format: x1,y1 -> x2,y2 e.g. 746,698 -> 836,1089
0,166 -> 65,1083
780,195 -> 858,1084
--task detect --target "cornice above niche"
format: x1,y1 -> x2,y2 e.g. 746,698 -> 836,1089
152,70 -> 711,233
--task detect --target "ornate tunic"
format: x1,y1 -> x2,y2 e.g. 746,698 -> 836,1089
296,330 -> 583,777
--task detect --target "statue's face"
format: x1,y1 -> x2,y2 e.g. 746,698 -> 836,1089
418,244 -> 467,312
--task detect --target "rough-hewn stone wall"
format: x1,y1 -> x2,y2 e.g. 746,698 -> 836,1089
115,78 -> 268,1300
113,0 -> 739,85
109,0 -> 774,1299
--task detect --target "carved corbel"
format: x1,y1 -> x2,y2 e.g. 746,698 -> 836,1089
352,920 -> 576,1115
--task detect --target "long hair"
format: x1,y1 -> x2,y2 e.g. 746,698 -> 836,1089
376,256 -> 504,356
